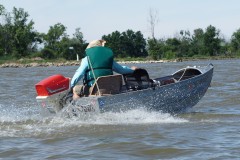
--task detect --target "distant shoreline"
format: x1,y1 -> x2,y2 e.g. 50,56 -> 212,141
0,57 -> 239,68
0,59 -> 178,68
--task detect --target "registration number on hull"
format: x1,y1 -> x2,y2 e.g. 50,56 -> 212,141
74,104 -> 97,112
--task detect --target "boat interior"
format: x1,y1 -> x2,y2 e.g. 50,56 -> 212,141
172,68 -> 202,81
89,68 -> 152,96
155,68 -> 202,85
89,68 -> 202,96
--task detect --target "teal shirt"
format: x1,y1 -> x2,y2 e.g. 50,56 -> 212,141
71,57 -> 134,87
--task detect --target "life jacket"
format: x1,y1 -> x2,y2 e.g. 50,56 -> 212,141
84,46 -> 114,86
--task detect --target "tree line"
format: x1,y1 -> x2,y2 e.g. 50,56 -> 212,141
1,5 -> 240,61
148,26 -> 240,60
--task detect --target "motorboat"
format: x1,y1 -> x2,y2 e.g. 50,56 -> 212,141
35,64 -> 214,116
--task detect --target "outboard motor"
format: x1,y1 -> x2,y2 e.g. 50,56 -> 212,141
35,74 -> 71,114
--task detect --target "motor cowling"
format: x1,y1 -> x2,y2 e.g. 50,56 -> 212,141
35,74 -> 70,97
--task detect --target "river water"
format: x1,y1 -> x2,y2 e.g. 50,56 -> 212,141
0,59 -> 239,159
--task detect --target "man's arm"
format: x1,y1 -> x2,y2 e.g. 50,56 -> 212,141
112,61 -> 134,74
70,57 -> 88,88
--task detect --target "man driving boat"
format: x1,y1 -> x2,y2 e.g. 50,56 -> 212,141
71,40 -> 137,100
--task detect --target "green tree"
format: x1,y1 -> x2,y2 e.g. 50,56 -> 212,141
11,7 -> 38,57
203,25 -> 221,56
132,31 -> 148,57
191,28 -> 205,56
60,28 -> 86,60
43,23 -> 67,57
178,30 -> 192,57
0,5 -> 7,55
40,48 -> 55,59
0,5 -> 14,56
71,28 -> 86,59
161,38 -> 180,59
231,28 -> 240,53
0,6 -> 39,58
120,30 -> 147,57
47,27 -> 86,60
120,30 -> 135,57
147,38 -> 165,60
102,31 -> 122,57
103,30 -> 147,58
0,4 -> 4,13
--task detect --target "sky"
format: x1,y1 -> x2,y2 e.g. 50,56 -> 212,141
1,0 -> 240,41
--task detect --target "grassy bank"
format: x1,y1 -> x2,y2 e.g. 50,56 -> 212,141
0,56 -> 65,65
0,55 -> 239,68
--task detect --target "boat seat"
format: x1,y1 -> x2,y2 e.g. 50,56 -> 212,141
90,74 -> 123,96
123,68 -> 153,90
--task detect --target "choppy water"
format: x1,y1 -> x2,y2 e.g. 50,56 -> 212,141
0,59 -> 239,159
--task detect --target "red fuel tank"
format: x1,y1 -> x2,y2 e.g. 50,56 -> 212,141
35,74 -> 70,96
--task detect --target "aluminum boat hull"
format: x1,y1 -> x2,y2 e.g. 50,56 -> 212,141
61,64 -> 213,116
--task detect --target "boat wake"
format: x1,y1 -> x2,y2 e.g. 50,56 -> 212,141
70,109 -> 188,125
0,103 -> 188,137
